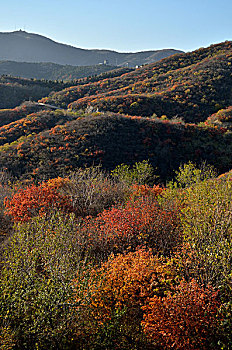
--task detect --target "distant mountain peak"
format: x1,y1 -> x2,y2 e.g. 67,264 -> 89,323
0,30 -> 183,67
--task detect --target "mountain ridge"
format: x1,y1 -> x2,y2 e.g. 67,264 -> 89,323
0,30 -> 183,67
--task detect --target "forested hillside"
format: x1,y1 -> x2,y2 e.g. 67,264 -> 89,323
1,42 -> 232,180
0,41 -> 232,350
40,41 -> 232,122
0,111 -> 231,182
0,67 -> 132,108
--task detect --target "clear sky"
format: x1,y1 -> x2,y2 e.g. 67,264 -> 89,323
1,0 -> 232,53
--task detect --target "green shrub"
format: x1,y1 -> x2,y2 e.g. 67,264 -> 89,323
111,160 -> 156,186
0,212 -> 88,349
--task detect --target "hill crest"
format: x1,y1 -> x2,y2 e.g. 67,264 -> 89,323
0,30 -> 183,67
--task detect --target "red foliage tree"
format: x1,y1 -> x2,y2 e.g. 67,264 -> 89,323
83,196 -> 180,257
5,178 -> 72,222
142,279 -> 221,350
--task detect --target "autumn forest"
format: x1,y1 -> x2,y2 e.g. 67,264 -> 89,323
0,40 -> 232,349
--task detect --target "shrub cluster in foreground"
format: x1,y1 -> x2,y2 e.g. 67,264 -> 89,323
0,162 -> 231,349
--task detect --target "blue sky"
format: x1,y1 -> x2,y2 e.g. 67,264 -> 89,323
1,0 -> 232,52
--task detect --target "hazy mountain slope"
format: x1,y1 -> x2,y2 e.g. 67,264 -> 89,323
0,30 -> 183,67
0,61 -> 123,80
41,41 -> 232,123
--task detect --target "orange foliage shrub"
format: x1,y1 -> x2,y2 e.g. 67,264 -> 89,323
142,279 -> 221,350
4,180 -> 73,222
46,176 -> 70,190
129,184 -> 164,200
74,249 -> 175,340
